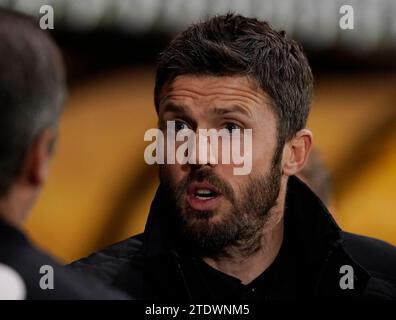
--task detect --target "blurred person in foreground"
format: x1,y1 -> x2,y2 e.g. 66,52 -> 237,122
0,9 -> 129,300
72,14 -> 396,299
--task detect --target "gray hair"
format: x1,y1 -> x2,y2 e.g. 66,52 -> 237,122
0,8 -> 66,196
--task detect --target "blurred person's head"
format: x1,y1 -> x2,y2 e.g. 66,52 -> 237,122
296,149 -> 335,214
0,9 -> 66,227
154,13 -> 314,256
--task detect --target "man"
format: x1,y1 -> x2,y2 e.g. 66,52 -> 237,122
71,14 -> 396,299
0,9 -> 129,299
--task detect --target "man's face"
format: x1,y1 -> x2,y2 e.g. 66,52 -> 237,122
158,75 -> 283,256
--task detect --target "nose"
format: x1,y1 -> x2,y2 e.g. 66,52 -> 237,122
189,162 -> 214,171
188,130 -> 218,167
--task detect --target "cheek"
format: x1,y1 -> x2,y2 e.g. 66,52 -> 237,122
251,130 -> 277,171
214,166 -> 245,195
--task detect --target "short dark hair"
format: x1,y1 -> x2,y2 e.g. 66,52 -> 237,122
154,13 -> 313,145
0,9 -> 66,196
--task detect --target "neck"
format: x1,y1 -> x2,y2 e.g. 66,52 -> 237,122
0,199 -> 19,228
202,181 -> 287,285
0,186 -> 33,229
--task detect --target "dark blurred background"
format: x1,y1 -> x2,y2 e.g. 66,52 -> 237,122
1,0 -> 395,262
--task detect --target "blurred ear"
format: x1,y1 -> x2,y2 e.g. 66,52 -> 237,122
22,129 -> 57,188
281,129 -> 313,177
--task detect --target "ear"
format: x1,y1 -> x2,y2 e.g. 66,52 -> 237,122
281,129 -> 313,177
22,129 -> 57,188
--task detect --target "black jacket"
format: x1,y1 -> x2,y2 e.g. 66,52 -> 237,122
70,176 -> 396,300
0,218 -> 130,299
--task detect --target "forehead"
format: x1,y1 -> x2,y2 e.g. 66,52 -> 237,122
158,75 -> 273,117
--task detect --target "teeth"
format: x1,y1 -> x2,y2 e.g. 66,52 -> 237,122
195,189 -> 212,195
195,195 -> 214,200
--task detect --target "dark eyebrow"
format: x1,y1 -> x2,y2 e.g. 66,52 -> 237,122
160,103 -> 190,117
160,103 -> 197,128
212,105 -> 252,118
161,103 -> 252,119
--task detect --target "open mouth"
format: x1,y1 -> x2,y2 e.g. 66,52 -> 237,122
193,188 -> 219,200
186,181 -> 223,211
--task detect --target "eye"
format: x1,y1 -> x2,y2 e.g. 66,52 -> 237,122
175,120 -> 190,132
224,122 -> 241,133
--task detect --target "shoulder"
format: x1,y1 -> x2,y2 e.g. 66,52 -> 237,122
1,239 -> 130,299
68,233 -> 144,286
342,231 -> 396,285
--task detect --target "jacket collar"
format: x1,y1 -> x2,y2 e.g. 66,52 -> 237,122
142,176 -> 341,258
141,175 -> 371,298
0,217 -> 28,247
